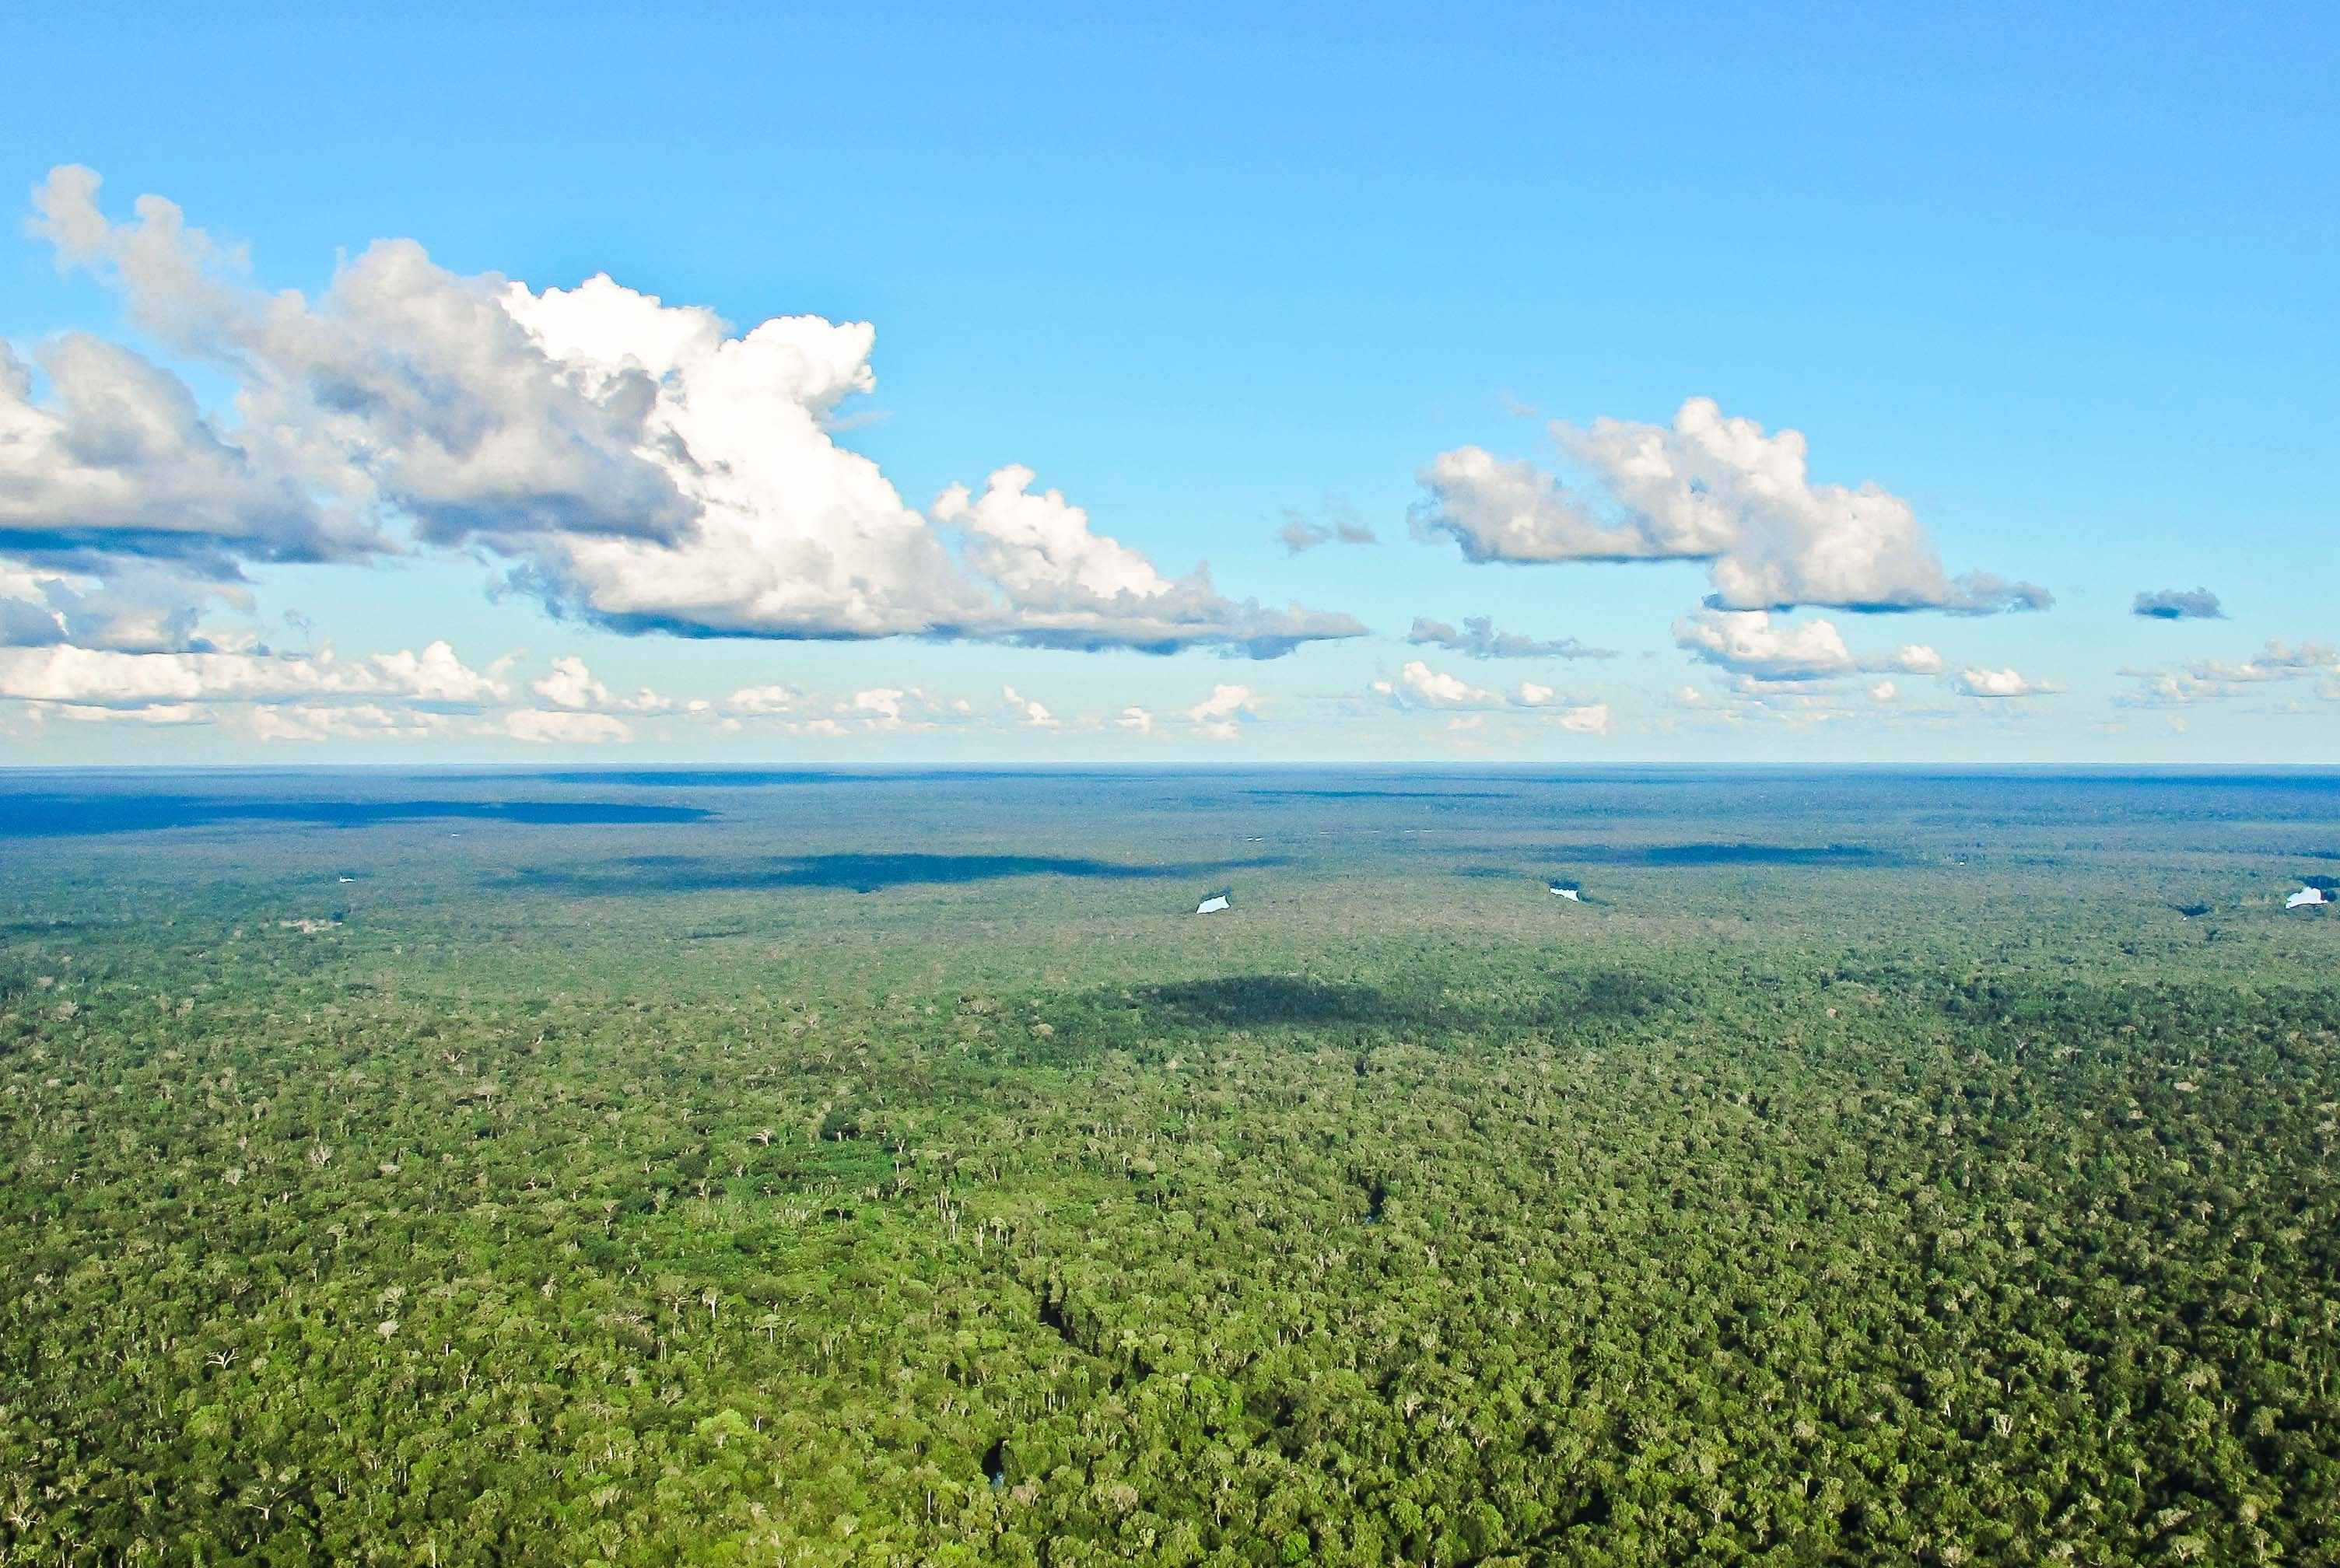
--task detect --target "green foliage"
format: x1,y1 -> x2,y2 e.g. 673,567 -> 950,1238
1,768 -> 2337,1563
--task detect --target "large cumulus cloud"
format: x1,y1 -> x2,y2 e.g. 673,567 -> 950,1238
6,167 -> 1360,659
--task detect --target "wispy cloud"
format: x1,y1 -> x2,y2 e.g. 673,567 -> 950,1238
1406,614 -> 1613,660
2132,587 -> 2225,621
1276,498 -> 1378,554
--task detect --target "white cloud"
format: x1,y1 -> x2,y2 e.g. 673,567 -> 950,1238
0,562 -> 230,653
1869,681 -> 1898,703
1673,609 -> 1945,684
1374,660 -> 1503,709
847,688 -> 912,727
0,333 -> 363,575
822,687 -> 974,732
46,701 -> 212,726
930,466 -> 1363,654
529,653 -> 669,713
0,639 -> 506,711
1952,667 -> 2063,698
13,167 -> 1361,659
939,466 -> 1168,604
503,709 -> 632,744
1115,705 -> 1155,734
1549,702 -> 1612,735
1370,660 -> 1606,732
1184,684 -> 1259,740
2114,672 -> 2214,708
2186,640 -> 2337,684
2115,639 -> 2339,707
725,682 -> 804,716
531,656 -> 610,710
1673,611 -> 1856,681
1415,397 -> 2049,614
250,703 -> 447,742
1000,685 -> 1060,728
1413,446 -> 1683,564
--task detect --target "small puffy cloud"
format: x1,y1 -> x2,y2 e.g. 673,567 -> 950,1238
1406,614 -> 1613,660
503,709 -> 632,744
1277,499 -> 1378,554
1548,701 -> 1612,735
532,656 -> 609,710
371,642 -> 514,705
725,682 -> 804,716
847,688 -> 913,728
1869,681 -> 1898,703
1952,667 -> 2063,698
1115,705 -> 1155,734
1673,611 -> 1855,681
1371,660 -> 1602,729
1000,686 -> 1060,728
1375,661 -> 1504,709
530,654 -> 669,713
2132,587 -> 2225,621
16,167 -> 1361,659
1414,397 -> 2049,614
825,686 -> 975,732
1184,683 -> 1260,740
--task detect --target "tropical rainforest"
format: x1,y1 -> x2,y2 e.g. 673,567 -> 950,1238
1,766 -> 2336,1566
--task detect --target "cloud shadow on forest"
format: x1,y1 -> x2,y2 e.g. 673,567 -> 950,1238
1244,788 -> 1519,802
506,852 -> 1290,897
1461,842 -> 1907,871
0,794 -> 714,838
1076,968 -> 1674,1039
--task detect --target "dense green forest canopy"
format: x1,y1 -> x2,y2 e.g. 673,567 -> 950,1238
2,766 -> 2337,1566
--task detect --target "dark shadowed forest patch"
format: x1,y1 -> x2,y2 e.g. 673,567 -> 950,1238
1244,788 -> 1518,801
514,770 -> 901,789
1501,842 -> 1908,870
506,852 -> 1291,896
1136,975 -> 1403,1029
1057,969 -> 1675,1043
0,793 -> 714,837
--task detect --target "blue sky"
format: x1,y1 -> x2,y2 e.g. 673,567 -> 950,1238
2,1 -> 2333,763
